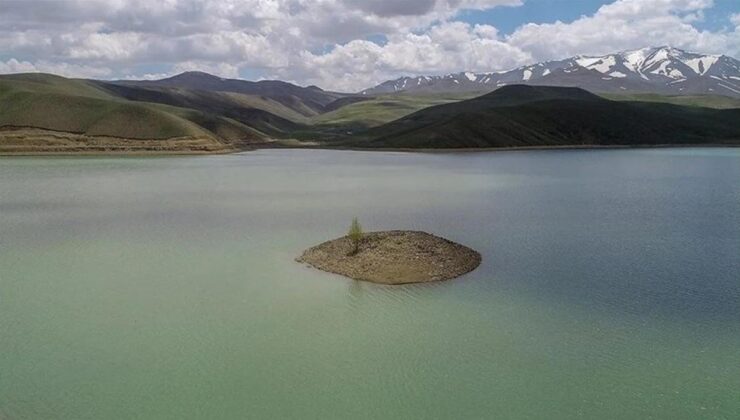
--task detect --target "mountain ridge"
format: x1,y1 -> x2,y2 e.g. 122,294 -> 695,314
361,47 -> 740,98
117,71 -> 350,116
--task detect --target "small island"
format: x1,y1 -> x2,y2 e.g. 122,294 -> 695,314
297,224 -> 481,285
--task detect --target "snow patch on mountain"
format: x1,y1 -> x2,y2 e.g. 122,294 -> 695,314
589,56 -> 616,74
575,57 -> 600,67
623,48 -> 650,73
650,61 -> 683,79
685,56 -> 720,75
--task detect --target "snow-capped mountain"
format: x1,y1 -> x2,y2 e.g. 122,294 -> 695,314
361,47 -> 740,97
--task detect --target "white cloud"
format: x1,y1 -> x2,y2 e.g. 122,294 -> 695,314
506,0 -> 739,60
285,21 -> 531,92
0,59 -> 37,74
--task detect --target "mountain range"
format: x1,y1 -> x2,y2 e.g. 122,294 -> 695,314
361,47 -> 740,97
1,46 -> 739,153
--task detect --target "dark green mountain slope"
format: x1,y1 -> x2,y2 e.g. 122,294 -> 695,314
348,85 -> 740,149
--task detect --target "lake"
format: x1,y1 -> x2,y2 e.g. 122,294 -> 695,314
1,148 -> 739,419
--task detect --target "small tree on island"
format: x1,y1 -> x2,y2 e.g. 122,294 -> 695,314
347,217 -> 364,255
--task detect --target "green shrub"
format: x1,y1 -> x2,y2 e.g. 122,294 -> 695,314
347,217 -> 363,255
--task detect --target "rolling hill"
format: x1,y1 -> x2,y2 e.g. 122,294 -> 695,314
346,85 -> 740,149
0,73 -> 264,153
311,92 -> 479,129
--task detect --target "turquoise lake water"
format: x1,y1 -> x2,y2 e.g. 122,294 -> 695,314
1,148 -> 739,419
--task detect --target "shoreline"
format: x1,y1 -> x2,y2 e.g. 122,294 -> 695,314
0,149 -> 239,157
2,139 -> 739,157
252,142 -> 740,154
0,127 -> 239,157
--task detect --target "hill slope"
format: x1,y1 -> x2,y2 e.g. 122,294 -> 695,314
312,92 -> 478,129
347,85 -> 740,149
0,74 -> 264,153
92,81 -> 307,137
307,90 -> 739,138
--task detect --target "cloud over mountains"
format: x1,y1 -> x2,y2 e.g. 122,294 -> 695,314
0,0 -> 738,91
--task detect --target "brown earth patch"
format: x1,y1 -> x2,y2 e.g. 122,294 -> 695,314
296,230 -> 481,285
0,127 -> 236,155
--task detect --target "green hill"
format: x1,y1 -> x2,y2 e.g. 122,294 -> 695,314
0,74 -> 267,153
0,91 -> 207,139
311,92 -> 479,129
346,85 -> 740,149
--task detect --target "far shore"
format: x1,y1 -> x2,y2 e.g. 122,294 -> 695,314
253,141 -> 740,154
2,137 -> 739,157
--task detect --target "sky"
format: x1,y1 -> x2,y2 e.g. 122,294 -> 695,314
0,0 -> 738,92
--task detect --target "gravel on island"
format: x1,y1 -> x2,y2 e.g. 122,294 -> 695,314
296,230 -> 481,285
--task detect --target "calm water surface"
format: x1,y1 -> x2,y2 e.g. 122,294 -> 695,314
1,149 -> 739,419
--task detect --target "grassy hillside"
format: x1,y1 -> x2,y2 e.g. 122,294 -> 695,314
0,74 -> 262,147
93,82 -> 307,137
346,85 -> 740,149
312,92 -> 479,128
0,91 -> 207,139
601,93 -> 740,109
